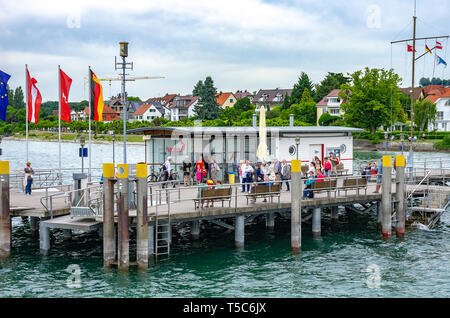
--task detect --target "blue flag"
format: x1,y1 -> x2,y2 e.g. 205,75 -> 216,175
436,55 -> 447,67
0,70 -> 11,121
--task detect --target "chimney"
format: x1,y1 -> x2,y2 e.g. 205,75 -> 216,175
252,113 -> 257,128
290,114 -> 294,127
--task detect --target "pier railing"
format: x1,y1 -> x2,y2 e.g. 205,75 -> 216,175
9,168 -> 104,191
145,174 -> 374,217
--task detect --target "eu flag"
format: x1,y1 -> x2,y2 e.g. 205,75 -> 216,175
0,70 -> 11,121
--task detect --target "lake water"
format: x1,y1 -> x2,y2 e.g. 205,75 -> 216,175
0,140 -> 449,298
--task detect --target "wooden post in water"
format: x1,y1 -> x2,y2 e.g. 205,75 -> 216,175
136,163 -> 148,270
0,161 -> 10,258
291,160 -> 302,253
381,156 -> 392,238
117,164 -> 129,271
266,213 -> 275,229
103,163 -> 115,268
395,155 -> 406,237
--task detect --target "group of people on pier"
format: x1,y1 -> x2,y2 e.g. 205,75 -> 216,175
162,151 -> 343,201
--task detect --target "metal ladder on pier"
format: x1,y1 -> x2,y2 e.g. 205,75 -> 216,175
154,188 -> 171,263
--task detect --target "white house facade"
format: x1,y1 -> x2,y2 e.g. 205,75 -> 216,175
428,97 -> 450,131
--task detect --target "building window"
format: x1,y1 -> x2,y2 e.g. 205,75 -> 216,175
445,100 -> 450,106
230,99 -> 233,103
437,111 -> 444,120
329,108 -> 340,115
149,109 -> 156,112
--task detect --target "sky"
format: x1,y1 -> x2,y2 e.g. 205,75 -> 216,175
1,0 -> 450,102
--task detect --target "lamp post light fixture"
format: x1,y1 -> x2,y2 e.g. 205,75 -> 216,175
115,41 -> 134,164
295,137 -> 300,160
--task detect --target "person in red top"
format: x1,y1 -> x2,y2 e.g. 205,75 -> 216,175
323,157 -> 332,178
195,155 -> 205,184
316,171 -> 325,182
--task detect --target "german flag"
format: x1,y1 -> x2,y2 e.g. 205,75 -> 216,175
425,45 -> 432,54
89,69 -> 104,121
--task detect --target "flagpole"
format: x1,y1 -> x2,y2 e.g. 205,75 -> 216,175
88,66 -> 92,182
25,64 -> 28,163
58,65 -> 62,182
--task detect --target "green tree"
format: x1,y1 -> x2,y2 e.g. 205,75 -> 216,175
281,94 -> 291,110
13,86 -> 25,109
318,112 -> 340,126
127,96 -> 142,102
300,88 -> 314,103
290,72 -> 314,105
233,97 -> 253,111
193,80 -> 204,96
339,67 -> 406,134
315,72 -> 349,103
413,99 -> 437,131
287,102 -> 316,125
193,76 -> 221,120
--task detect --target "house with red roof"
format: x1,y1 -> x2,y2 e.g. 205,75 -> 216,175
145,93 -> 178,107
131,102 -> 169,122
424,86 -> 450,131
234,90 -> 254,100
315,89 -> 346,125
215,92 -> 237,109
251,88 -> 292,110
167,95 -> 200,121
83,105 -> 119,122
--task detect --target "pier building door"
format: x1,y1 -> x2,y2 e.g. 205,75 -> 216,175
309,144 -> 324,163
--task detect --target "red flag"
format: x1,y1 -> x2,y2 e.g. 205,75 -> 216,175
436,41 -> 443,50
407,44 -> 416,52
59,68 -> 72,123
27,69 -> 42,124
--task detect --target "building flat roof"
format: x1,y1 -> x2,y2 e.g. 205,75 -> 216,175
128,126 -> 364,135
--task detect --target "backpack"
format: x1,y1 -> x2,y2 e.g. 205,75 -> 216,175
161,163 -> 167,171
246,171 -> 253,182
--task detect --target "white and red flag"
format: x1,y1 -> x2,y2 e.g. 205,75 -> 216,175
59,68 -> 72,123
436,41 -> 443,50
26,69 -> 42,123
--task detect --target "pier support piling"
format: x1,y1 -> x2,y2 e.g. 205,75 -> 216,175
235,215 -> 245,249
381,156 -> 393,238
63,229 -> 72,241
312,207 -> 321,238
291,160 -> 302,254
30,216 -> 39,237
103,164 -> 116,268
395,155 -> 406,237
117,164 -> 130,271
331,206 -> 339,221
136,164 -> 148,270
266,213 -> 275,230
191,220 -> 200,239
0,161 -> 10,258
39,223 -> 50,256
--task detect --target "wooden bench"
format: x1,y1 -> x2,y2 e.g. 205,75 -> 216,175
336,163 -> 349,175
194,187 -> 232,209
339,177 -> 368,196
310,179 -> 338,198
246,183 -> 281,204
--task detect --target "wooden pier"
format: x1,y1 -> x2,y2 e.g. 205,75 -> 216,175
1,157 -> 449,271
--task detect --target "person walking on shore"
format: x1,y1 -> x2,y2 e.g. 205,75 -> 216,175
24,162 -> 34,195
273,158 -> 281,181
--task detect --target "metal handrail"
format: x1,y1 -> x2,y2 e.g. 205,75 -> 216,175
406,170 -> 432,200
